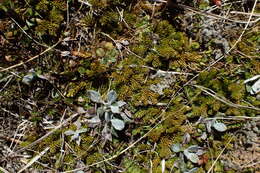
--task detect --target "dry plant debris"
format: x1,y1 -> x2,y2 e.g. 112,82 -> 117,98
0,0 -> 259,172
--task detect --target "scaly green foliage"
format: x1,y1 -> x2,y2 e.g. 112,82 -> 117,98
35,0 -> 66,37
0,0 -> 258,172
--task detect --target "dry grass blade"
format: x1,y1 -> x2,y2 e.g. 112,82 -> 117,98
11,18 -> 46,47
207,136 -> 234,173
0,167 -> 9,173
158,0 -> 259,24
230,11 -> 260,17
15,113 -> 79,153
62,116 -> 167,173
205,116 -> 260,120
205,0 -> 259,171
17,147 -> 50,173
62,0 -> 259,171
1,0 -> 258,172
193,85 -> 260,112
180,4 -> 260,24
10,120 -> 30,152
0,39 -> 62,73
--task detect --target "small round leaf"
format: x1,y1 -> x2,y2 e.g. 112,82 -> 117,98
22,73 -> 37,85
213,122 -> 227,132
116,101 -> 126,107
171,143 -> 182,153
87,90 -> 102,103
184,150 -> 199,163
111,105 -> 120,114
107,90 -> 117,104
111,118 -> 125,131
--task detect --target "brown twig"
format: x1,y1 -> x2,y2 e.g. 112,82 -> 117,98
0,39 -> 62,73
15,113 -> 79,153
193,84 -> 260,112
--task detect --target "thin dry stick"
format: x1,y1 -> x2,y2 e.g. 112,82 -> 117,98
66,0 -> 70,30
78,0 -> 92,7
129,64 -> 193,75
20,1 -> 258,172
0,75 -> 13,92
9,120 -> 29,152
0,135 -> 22,144
242,161 -> 260,169
100,32 -> 142,60
57,133 -> 65,167
0,39 -> 61,73
166,0 -> 258,95
149,159 -> 153,173
207,136 -> 234,173
18,147 -> 50,173
15,113 -> 79,153
157,0 -> 259,24
11,18 -> 46,47
206,1 -> 259,172
116,7 -> 131,30
205,116 -> 260,120
230,11 -> 260,17
63,0 -> 259,170
205,0 -> 243,12
12,121 -> 31,152
226,0 -> 258,52
0,167 -> 9,173
34,161 -> 57,171
136,0 -> 255,163
0,107 -> 19,118
180,1 -> 259,24
193,85 -> 260,112
64,88 -> 199,173
100,32 -> 123,59
62,116 -> 167,173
